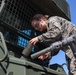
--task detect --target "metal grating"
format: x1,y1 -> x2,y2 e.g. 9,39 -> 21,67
0,0 -> 40,48
0,0 -> 37,30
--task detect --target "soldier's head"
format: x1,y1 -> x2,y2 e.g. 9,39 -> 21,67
31,14 -> 48,32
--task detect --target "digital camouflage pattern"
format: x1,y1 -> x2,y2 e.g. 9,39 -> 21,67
37,16 -> 76,75
38,16 -> 76,42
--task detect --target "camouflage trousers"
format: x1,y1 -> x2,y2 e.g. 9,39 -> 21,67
65,46 -> 76,75
65,26 -> 76,75
50,46 -> 76,75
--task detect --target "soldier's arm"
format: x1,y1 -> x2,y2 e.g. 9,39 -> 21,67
37,20 -> 62,60
38,20 -> 62,42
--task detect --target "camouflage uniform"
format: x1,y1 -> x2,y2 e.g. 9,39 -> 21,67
37,16 -> 76,75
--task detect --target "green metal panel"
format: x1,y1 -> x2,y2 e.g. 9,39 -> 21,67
53,0 -> 71,20
6,56 -> 66,75
30,0 -> 71,20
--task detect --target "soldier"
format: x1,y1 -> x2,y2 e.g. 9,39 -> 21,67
29,14 -> 76,75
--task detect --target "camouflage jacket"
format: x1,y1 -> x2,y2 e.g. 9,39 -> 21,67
37,16 -> 76,57
38,16 -> 76,42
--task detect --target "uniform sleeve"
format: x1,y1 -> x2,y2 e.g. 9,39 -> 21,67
38,17 -> 62,42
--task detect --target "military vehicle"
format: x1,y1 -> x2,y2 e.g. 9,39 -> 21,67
0,0 -> 71,75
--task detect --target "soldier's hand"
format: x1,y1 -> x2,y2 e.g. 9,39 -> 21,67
29,37 -> 39,45
38,53 -> 49,60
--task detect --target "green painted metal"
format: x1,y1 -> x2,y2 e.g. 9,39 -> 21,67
0,32 -> 67,75
6,56 -> 66,75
